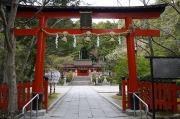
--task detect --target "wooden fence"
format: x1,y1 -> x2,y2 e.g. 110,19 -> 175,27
122,79 -> 179,113
0,79 -> 48,111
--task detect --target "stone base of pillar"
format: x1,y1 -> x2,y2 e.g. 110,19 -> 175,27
27,109 -> 46,117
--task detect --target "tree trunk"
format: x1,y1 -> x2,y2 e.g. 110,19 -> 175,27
0,0 -> 19,117
7,48 -> 18,118
119,84 -> 122,96
0,39 -> 6,84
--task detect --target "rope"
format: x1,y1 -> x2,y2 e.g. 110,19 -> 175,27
40,24 -> 135,37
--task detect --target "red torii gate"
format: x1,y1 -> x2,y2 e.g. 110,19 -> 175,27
8,4 -> 166,110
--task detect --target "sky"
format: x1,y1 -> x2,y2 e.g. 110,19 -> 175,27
71,0 -> 156,23
81,0 -> 156,7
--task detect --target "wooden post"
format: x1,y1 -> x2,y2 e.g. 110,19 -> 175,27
173,83 -> 178,113
43,79 -> 49,112
122,76 -> 126,111
33,16 -> 47,110
125,17 -> 138,110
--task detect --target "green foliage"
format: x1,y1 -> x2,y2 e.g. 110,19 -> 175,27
0,33 -> 4,39
136,56 -> 150,81
98,77 -> 104,83
115,55 -> 150,82
59,79 -> 64,85
92,21 -> 118,28
92,76 -> 96,82
115,56 -> 128,80
106,76 -> 113,84
66,72 -> 73,82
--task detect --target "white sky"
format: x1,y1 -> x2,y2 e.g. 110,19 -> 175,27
81,0 -> 156,6
72,0 -> 156,23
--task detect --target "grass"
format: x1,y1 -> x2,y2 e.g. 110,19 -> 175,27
111,95 -> 122,100
111,94 -> 122,107
48,93 -> 59,106
155,110 -> 174,117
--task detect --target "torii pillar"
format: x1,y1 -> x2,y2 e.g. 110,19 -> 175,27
32,17 -> 47,110
125,17 -> 139,109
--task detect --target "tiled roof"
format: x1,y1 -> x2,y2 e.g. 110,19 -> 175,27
64,64 -> 74,68
6,4 -> 167,13
74,59 -> 92,66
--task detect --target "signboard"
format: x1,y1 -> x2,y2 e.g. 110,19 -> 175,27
153,58 -> 180,79
80,11 -> 92,29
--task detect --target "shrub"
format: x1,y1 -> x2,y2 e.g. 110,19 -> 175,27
92,76 -> 96,82
106,77 -> 113,84
66,73 -> 73,82
59,79 -> 64,85
98,77 -> 104,83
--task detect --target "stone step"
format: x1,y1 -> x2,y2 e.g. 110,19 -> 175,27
69,81 -> 94,86
73,76 -> 91,81
69,76 -> 93,86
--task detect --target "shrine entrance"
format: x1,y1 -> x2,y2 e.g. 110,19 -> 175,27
77,68 -> 88,76
9,4 -> 166,110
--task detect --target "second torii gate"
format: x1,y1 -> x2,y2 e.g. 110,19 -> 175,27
7,3 -> 166,110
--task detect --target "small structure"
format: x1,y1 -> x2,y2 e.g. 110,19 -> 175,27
102,72 -> 110,85
64,59 -> 102,76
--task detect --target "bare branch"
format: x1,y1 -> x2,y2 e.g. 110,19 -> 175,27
137,44 -> 151,55
148,21 -> 180,44
50,19 -> 62,28
152,38 -> 177,56
160,0 -> 180,15
15,0 -> 50,28
137,37 -> 149,45
116,0 -> 122,6
17,36 -> 37,81
0,0 -> 12,52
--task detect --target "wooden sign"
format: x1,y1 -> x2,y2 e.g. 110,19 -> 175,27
80,11 -> 92,29
153,58 -> 180,79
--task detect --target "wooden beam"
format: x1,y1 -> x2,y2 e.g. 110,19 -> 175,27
16,12 -> 162,19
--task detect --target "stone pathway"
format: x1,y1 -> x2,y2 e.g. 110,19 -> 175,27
41,86 -> 131,119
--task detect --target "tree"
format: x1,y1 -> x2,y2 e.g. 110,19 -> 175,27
0,0 -> 21,117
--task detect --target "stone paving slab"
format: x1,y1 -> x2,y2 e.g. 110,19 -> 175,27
40,86 -> 133,119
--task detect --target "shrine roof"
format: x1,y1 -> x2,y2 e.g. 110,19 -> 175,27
6,4 -> 167,13
74,59 -> 92,66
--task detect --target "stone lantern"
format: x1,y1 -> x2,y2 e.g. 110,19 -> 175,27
44,69 -> 61,96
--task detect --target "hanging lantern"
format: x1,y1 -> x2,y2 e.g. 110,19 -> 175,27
85,31 -> 91,42
109,32 -> 116,42
62,31 -> 68,42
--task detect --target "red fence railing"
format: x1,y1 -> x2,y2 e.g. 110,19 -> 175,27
0,79 -> 48,111
122,80 -> 179,113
